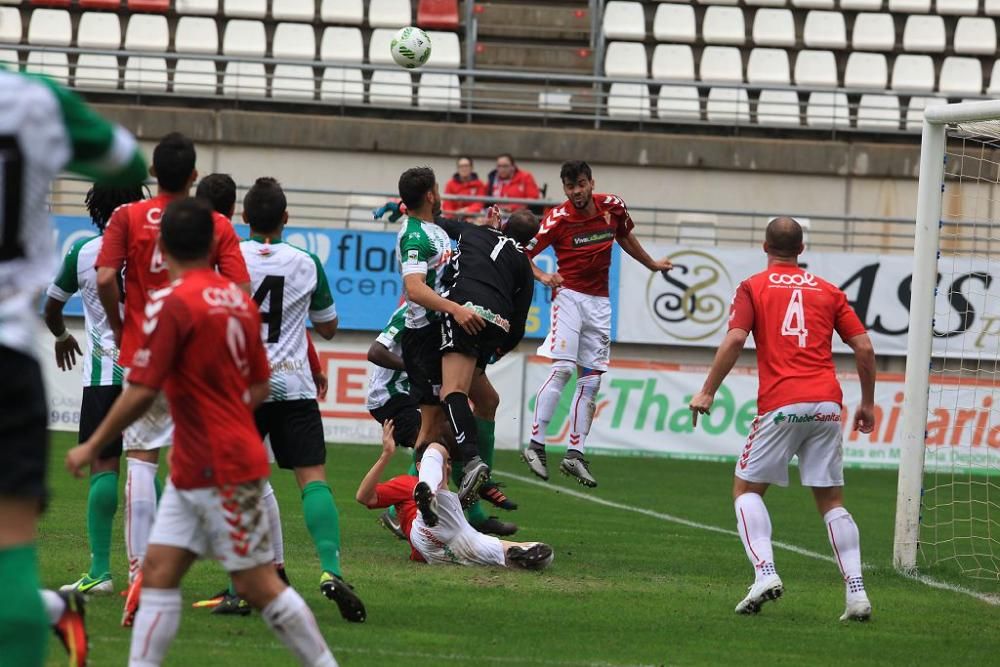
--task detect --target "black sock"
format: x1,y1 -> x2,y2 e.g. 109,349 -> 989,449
565,449 -> 583,460
443,392 -> 479,463
529,440 -> 546,452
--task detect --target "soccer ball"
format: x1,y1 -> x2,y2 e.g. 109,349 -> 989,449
390,26 -> 432,69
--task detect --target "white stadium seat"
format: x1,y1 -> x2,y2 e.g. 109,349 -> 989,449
77,13 -> 121,49
756,90 -> 800,126
902,15 -> 945,52
0,51 -> 17,68
702,6 -> 745,45
368,0 -> 412,29
793,0 -> 835,8
989,61 -> 1000,95
806,92 -> 850,128
426,31 -> 461,68
889,0 -> 931,12
271,65 -> 316,99
891,54 -> 935,92
752,9 -> 795,47
803,11 -> 846,49
844,52 -> 888,89
75,55 -> 119,89
273,23 -> 316,60
987,0 -> 1000,15
905,96 -> 945,130
369,70 -> 413,105
953,18 -> 996,56
697,0 -> 739,5
856,94 -> 900,129
28,9 -> 71,46
746,0 -> 786,6
706,88 -> 750,122
173,59 -> 218,94
367,29 -> 397,65
223,61 -> 267,97
174,17 -> 218,54
605,41 -> 648,78
0,7 -> 19,44
699,46 -> 743,82
272,0 -> 315,21
27,52 -> 69,84
320,67 -> 364,103
653,3 -> 696,42
939,57 -> 983,96
321,27 -> 364,63
418,73 -> 460,109
603,2 -> 646,41
936,0 -> 978,14
223,20 -> 266,57
794,50 -> 837,86
608,83 -> 652,118
224,0 -> 266,19
852,13 -> 895,52
322,0 -> 364,25
747,48 -> 790,84
176,0 -> 219,15
840,0 -> 882,8
124,15 -> 169,53
652,44 -> 695,80
124,56 -> 168,93
657,85 -> 701,119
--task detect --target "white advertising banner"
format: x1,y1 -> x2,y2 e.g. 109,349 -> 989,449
616,244 -> 1000,359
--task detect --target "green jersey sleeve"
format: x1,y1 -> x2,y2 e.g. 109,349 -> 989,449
398,218 -> 432,277
375,305 -> 407,348
308,252 -> 337,320
48,236 -> 91,300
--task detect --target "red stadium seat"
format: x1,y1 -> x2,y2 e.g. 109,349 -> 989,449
417,0 -> 459,30
80,0 -> 123,8
126,0 -> 169,11
30,0 -> 71,7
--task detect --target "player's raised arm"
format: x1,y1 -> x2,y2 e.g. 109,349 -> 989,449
356,421 -> 397,507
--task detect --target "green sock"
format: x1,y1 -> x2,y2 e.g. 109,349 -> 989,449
154,475 -> 163,503
476,417 -> 496,467
228,579 -> 237,596
302,481 -> 342,577
87,471 -> 118,578
0,545 -> 49,667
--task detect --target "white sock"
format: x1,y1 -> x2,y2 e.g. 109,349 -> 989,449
735,493 -> 777,580
825,507 -> 865,595
128,588 -> 181,667
568,373 -> 601,454
262,481 -> 285,567
261,587 -> 338,667
125,458 -> 158,582
418,447 -> 445,491
531,361 -> 574,445
40,589 -> 65,625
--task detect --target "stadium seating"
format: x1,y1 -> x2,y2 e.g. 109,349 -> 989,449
272,23 -> 317,100
699,47 -> 743,83
803,12 -> 846,49
938,57 -> 982,95
368,29 -> 397,66
320,67 -> 364,104
28,9 -> 71,46
747,49 -> 790,85
174,17 -> 218,54
222,19 -> 265,57
75,55 -> 120,88
418,72 -> 460,109
124,56 -> 168,92
417,0 -> 459,30
127,0 -> 169,11
752,9 -> 795,47
844,53 -> 888,89
0,7 -> 21,44
176,0 -> 218,15
607,83 -> 651,119
856,94 -> 900,129
77,12 -> 121,49
368,0 -> 411,28
757,90 -> 800,126
706,88 -> 749,123
936,0 -> 977,13
652,44 -> 694,80
272,0 -> 314,22
806,92 -> 850,128
653,4 -> 695,43
173,59 -> 217,94
953,18 -> 996,55
794,50 -> 838,86
905,96 -> 945,130
321,0 -> 363,25
891,55 -> 935,92
902,15 -> 945,52
27,52 -> 69,83
427,30 -> 460,68
851,13 -> 895,52
657,85 -> 700,120
603,2 -> 645,41
224,0 -> 265,19
124,14 -> 169,52
604,41 -> 647,78
702,6 -> 745,45
322,27 -> 364,63
369,70 -> 412,105
79,1 -> 122,8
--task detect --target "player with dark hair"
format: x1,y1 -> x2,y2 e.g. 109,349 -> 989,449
195,172 -> 237,218
690,217 -> 876,620
43,183 -> 145,597
66,198 -> 339,667
239,177 -> 366,622
95,132 -> 251,624
523,160 -> 672,487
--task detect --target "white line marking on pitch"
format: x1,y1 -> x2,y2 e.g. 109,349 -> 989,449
497,470 -> 1000,607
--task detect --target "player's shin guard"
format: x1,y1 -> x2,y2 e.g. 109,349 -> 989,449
825,507 -> 864,592
87,471 -> 118,578
735,493 -> 777,581
531,360 -> 574,446
262,481 -> 285,567
128,588 -> 181,667
567,372 -> 601,454
0,546 -> 48,667
262,588 -> 338,667
443,392 -> 479,463
301,481 -> 342,578
125,459 -> 158,582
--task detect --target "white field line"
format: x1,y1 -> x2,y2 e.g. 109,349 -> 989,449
496,470 -> 1000,607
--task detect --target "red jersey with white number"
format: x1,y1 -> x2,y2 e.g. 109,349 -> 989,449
729,265 -> 866,414
370,475 -> 424,562
127,269 -> 270,489
95,194 -> 250,367
527,194 -> 634,298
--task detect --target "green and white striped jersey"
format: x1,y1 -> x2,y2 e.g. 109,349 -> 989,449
241,237 -> 337,402
396,216 -> 452,329
47,235 -> 123,386
0,67 -> 146,358
366,304 -> 409,411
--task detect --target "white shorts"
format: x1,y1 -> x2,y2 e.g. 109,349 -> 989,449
736,401 -> 845,487
537,288 -> 612,372
149,479 -> 274,572
409,490 -> 506,567
123,378 -> 173,451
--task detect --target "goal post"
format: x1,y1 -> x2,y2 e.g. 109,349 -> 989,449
893,100 -> 1000,574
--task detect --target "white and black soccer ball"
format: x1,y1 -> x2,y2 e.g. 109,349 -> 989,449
390,26 -> 432,69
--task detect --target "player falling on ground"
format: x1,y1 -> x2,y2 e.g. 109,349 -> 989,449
357,421 -> 554,570
43,183 -> 145,597
94,133 -> 251,624
238,177 -> 366,622
523,161 -> 672,487
689,217 -> 876,621
0,65 -> 146,667
66,198 -> 339,666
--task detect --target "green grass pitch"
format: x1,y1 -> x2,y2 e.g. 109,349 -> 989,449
38,431 -> 999,666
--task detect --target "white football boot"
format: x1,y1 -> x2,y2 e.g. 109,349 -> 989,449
734,573 -> 784,614
840,592 -> 872,622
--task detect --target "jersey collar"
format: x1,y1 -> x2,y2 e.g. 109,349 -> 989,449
249,234 -> 283,245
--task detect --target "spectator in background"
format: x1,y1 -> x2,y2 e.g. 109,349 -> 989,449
487,154 -> 540,214
442,157 -> 487,219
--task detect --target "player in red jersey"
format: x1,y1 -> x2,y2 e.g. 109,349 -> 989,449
94,134 -> 250,606
66,199 -> 338,667
689,217 -> 876,622
522,161 -> 672,487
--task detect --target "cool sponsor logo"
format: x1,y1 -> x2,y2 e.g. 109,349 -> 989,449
768,272 -> 818,287
202,285 -> 249,310
645,250 -> 733,342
